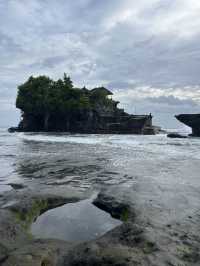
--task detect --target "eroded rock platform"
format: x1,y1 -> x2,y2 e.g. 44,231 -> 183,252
0,184 -> 199,266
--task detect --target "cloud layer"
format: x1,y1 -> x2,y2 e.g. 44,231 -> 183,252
1,0 -> 200,127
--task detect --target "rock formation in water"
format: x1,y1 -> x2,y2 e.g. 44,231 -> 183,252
10,74 -> 158,134
175,114 -> 200,136
167,133 -> 187,139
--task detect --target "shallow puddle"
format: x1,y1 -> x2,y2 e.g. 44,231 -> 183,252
31,198 -> 122,242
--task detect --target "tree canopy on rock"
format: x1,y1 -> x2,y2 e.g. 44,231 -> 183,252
16,74 -> 115,131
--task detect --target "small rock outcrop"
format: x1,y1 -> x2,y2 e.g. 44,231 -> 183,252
93,193 -> 132,221
167,133 -> 187,139
8,127 -> 19,133
175,114 -> 200,136
10,74 -> 159,135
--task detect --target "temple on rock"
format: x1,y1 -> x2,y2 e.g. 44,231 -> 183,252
9,75 -> 159,134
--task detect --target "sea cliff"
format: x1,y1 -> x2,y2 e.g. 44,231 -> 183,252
175,114 -> 200,136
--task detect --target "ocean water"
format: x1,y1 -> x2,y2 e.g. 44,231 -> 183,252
0,128 -> 200,194
1,128 -> 200,242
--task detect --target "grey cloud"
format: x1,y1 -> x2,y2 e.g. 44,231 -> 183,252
118,96 -> 200,129
31,56 -> 66,69
0,0 -> 200,127
0,32 -> 21,51
147,96 -> 198,106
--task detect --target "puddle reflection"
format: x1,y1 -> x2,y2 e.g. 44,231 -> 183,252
31,198 -> 122,242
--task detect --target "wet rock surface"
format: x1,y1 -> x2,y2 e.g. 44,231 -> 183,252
62,223 -> 158,266
8,183 -> 26,190
0,187 -> 85,265
167,133 -> 187,139
3,239 -> 71,266
93,193 -> 133,221
0,184 -> 199,265
0,243 -> 8,264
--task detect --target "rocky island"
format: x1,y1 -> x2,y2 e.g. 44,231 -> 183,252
10,74 -> 158,134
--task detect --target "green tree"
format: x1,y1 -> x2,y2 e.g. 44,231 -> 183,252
16,75 -> 52,115
16,74 -> 114,131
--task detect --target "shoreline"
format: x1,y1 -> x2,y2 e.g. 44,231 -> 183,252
1,182 -> 199,265
0,131 -> 199,265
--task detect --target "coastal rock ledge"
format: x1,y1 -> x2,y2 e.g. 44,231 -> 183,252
175,114 -> 200,136
1,186 -> 200,265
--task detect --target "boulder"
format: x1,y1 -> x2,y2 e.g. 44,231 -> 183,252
8,183 -> 26,190
167,133 -> 187,139
8,127 -> 19,133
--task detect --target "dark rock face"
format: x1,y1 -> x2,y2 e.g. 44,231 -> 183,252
16,111 -> 156,135
175,114 -> 200,136
93,193 -> 132,221
17,112 -> 156,134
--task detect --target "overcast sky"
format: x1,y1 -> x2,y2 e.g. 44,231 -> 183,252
1,0 -> 200,129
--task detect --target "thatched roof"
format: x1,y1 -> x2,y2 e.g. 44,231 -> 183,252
90,87 -> 113,95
